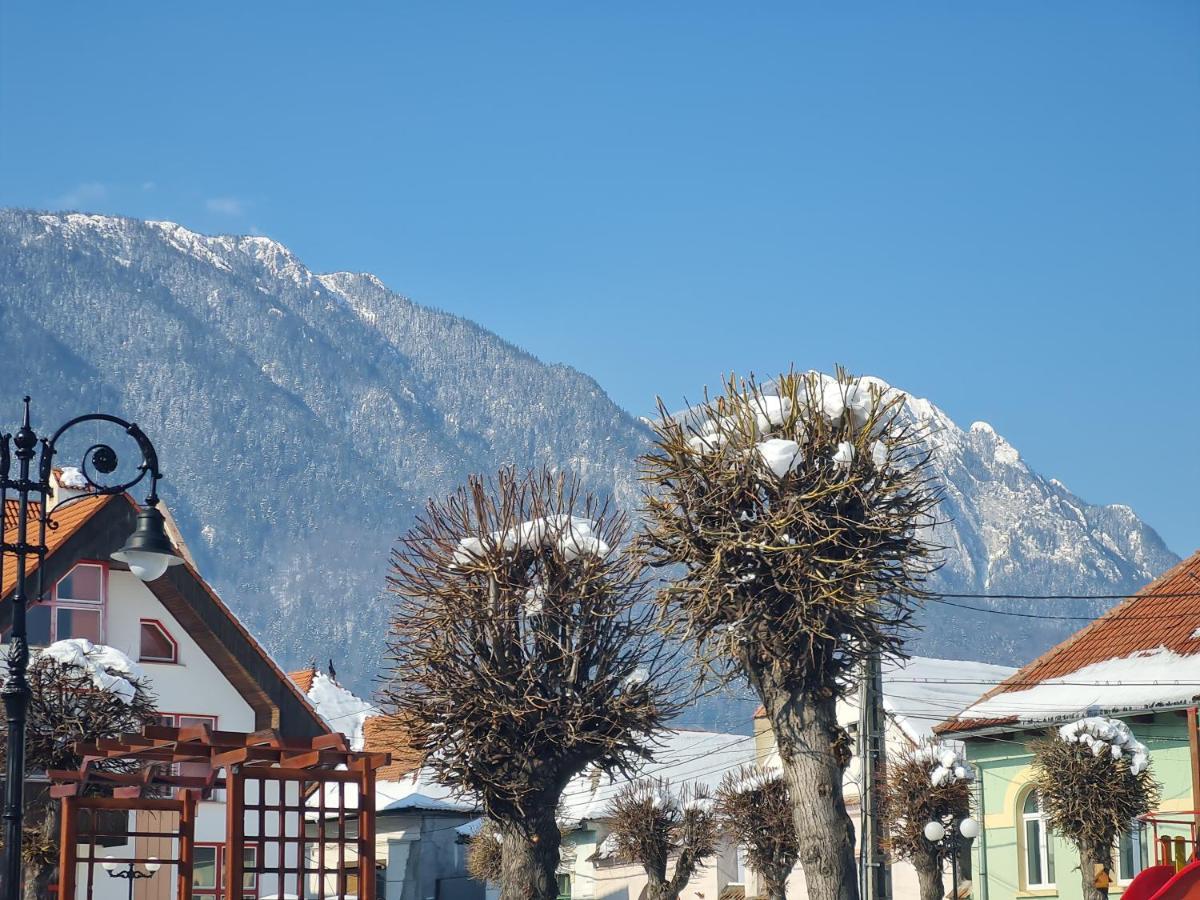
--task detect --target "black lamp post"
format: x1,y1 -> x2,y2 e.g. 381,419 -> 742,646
0,398 -> 182,899
924,814 -> 981,900
103,857 -> 161,900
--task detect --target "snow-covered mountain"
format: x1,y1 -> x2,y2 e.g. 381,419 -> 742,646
0,210 -> 1178,728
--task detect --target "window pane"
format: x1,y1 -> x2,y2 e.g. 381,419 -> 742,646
1026,820 -> 1043,884
1046,830 -> 1055,883
1119,831 -> 1134,879
57,607 -> 100,642
1023,791 -> 1039,815
28,604 -> 51,647
57,564 -> 103,603
193,847 -> 217,889
140,622 -> 176,661
243,847 -> 257,889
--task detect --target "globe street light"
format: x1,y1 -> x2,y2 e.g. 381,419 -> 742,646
925,815 -> 980,900
103,856 -> 161,900
1,399 -> 181,899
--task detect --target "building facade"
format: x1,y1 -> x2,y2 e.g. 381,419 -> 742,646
939,550 -> 1200,900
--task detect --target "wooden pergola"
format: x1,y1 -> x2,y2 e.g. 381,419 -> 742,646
50,724 -> 390,900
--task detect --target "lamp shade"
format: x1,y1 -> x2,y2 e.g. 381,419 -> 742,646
112,506 -> 184,581
145,857 -> 161,873
923,821 -> 946,843
959,816 -> 981,839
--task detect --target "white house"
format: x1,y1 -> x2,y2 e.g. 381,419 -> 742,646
2,472 -> 330,900
286,675 -> 483,900
550,728 -> 756,900
752,655 -> 1015,900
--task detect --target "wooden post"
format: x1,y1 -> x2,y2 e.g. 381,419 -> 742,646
225,770 -> 244,900
179,791 -> 197,900
57,795 -> 78,900
358,766 -> 376,900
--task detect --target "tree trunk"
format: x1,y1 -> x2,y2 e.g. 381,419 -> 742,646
22,799 -> 57,900
914,849 -> 945,900
1078,844 -> 1110,900
498,813 -> 562,900
643,878 -> 675,900
763,867 -> 791,900
769,689 -> 859,900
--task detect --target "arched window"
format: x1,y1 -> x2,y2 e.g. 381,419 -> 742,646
1022,790 -> 1056,888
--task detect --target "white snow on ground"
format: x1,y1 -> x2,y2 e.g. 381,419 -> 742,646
305,672 -> 374,751
40,639 -> 142,704
882,656 -> 1016,741
1057,716 -> 1150,775
307,766 -> 478,819
454,514 -> 610,566
557,728 -> 754,826
958,646 -> 1199,724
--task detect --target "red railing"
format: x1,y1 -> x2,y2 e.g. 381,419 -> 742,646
1139,811 -> 1199,870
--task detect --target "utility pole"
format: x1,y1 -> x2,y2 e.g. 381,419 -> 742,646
859,651 -> 891,900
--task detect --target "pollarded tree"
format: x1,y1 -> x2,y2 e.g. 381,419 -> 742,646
640,369 -> 940,900
715,765 -> 798,900
884,743 -> 975,900
603,778 -> 718,900
0,639 -> 160,900
384,466 -> 681,900
1032,717 -> 1159,900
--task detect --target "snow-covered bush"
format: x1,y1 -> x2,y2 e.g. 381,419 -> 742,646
1032,716 -> 1159,900
715,765 -> 797,900
884,742 -> 974,900
0,640 -> 159,898
641,368 -> 940,900
603,778 -> 717,900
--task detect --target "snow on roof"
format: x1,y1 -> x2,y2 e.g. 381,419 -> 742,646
558,728 -> 755,826
943,551 -> 1200,733
39,639 -> 142,705
307,766 -> 478,818
881,656 -> 1016,741
956,647 -> 1198,725
456,817 -> 485,838
303,672 -> 374,751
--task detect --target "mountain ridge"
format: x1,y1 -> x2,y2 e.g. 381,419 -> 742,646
0,208 -> 1179,728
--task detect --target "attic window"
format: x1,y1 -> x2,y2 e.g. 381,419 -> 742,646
139,620 -> 178,663
27,562 -> 106,647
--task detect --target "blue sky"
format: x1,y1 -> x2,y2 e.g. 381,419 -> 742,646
1,3 -> 1197,554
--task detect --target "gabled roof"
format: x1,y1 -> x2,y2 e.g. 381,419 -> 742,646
939,550 -> 1200,735
288,666 -> 317,695
2,495 -> 116,597
2,493 -> 328,739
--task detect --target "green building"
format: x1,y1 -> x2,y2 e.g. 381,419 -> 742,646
938,550 -> 1200,900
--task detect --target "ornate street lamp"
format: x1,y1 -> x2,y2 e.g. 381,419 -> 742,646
103,856 -> 161,900
924,815 -> 981,900
0,398 -> 181,899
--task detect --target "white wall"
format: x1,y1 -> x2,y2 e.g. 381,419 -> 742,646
59,561 -> 262,900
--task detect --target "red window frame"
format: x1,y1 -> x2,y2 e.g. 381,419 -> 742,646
27,561 -> 108,646
138,618 -> 179,663
192,842 -> 259,900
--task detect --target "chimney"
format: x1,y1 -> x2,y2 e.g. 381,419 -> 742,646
49,467 -> 90,509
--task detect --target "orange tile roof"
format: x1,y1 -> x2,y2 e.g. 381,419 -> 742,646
939,549 -> 1200,733
287,667 -> 317,695
363,714 -> 425,781
2,495 -> 116,598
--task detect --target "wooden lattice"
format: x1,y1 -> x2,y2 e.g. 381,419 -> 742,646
50,725 -> 389,900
